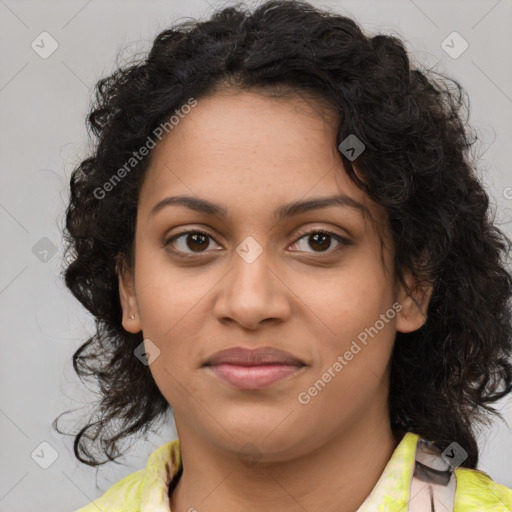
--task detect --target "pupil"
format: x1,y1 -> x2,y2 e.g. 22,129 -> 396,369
310,233 -> 330,251
187,233 -> 208,252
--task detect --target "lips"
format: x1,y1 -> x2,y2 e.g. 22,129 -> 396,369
202,346 -> 306,390
203,346 -> 305,367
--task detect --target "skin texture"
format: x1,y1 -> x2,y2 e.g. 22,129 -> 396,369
118,89 -> 432,512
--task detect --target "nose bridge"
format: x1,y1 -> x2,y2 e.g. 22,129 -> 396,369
231,235 -> 273,301
213,235 -> 290,327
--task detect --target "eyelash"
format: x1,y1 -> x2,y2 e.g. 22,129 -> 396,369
163,228 -> 351,258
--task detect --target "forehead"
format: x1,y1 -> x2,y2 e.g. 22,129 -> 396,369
147,89 -> 339,180
138,90 -> 387,233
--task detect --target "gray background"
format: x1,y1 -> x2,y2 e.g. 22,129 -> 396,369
1,0 -> 511,510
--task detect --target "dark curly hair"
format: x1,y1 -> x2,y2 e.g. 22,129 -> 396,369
54,0 -> 512,469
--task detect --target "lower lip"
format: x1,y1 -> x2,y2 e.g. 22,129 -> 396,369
205,363 -> 304,390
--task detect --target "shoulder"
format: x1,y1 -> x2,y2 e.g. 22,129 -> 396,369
72,468 -> 145,512
454,467 -> 512,512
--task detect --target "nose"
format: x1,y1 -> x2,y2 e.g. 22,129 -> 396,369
212,241 -> 291,330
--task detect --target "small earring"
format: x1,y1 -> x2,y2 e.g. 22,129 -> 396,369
129,314 -> 135,320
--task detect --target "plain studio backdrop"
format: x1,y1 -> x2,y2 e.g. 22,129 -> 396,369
1,0 -> 511,510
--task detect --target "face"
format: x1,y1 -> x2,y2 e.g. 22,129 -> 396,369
118,89 -> 431,461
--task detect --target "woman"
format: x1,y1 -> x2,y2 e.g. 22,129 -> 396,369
57,1 -> 512,510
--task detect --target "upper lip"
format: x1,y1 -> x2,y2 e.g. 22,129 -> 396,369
203,346 -> 305,367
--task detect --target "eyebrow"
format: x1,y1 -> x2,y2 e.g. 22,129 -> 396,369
149,194 -> 370,222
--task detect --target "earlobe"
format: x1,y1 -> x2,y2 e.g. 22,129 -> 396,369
116,254 -> 142,334
395,269 -> 433,334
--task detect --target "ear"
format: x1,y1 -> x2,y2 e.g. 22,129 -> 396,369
116,254 -> 142,334
395,268 -> 433,333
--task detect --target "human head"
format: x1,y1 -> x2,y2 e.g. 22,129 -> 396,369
56,0 -> 512,469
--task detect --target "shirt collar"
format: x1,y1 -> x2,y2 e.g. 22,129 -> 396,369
139,437 -> 181,511
138,432 -> 420,511
356,432 -> 420,511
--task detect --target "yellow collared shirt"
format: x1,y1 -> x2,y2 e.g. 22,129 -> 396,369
73,432 -> 512,512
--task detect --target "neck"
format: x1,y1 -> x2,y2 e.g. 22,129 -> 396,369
169,406 -> 400,512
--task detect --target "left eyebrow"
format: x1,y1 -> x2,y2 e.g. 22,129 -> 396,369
274,194 -> 370,222
149,193 -> 370,221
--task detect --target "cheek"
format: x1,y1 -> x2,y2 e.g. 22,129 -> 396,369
305,246 -> 395,352
297,298 -> 397,430
297,247 -> 397,415
134,242 -> 206,336
132,255 -> 206,387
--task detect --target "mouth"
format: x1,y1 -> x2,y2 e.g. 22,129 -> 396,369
202,346 -> 306,390
205,363 -> 305,389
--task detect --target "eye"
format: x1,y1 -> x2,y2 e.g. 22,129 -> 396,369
289,230 -> 350,254
163,228 -> 351,258
163,230 -> 221,256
